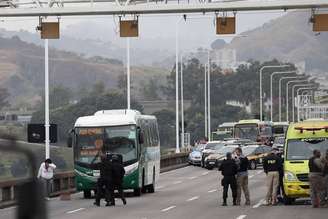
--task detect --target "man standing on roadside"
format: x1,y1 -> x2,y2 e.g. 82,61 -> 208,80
37,158 -> 56,200
263,148 -> 282,206
309,149 -> 324,208
219,152 -> 238,206
235,147 -> 250,206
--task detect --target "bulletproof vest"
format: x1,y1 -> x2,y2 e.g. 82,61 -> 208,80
309,157 -> 321,173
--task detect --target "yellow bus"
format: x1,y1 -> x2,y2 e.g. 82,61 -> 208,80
283,120 -> 328,204
233,119 -> 274,145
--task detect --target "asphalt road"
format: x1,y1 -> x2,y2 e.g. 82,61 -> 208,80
1,165 -> 327,219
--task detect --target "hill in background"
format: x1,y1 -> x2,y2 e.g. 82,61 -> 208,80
217,11 -> 328,73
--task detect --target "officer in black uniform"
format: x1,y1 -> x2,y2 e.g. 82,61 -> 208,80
219,152 -> 238,206
80,153 -> 113,206
110,154 -> 127,206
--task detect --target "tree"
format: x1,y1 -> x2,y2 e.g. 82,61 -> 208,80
0,88 -> 10,110
31,88 -> 143,144
153,109 -> 175,148
141,77 -> 160,100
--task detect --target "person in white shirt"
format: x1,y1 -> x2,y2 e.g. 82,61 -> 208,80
37,159 -> 56,199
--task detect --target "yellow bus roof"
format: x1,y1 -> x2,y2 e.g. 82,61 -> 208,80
286,120 -> 328,139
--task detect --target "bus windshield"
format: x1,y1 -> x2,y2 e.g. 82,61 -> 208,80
234,124 -> 258,142
75,125 -> 137,165
286,138 -> 328,160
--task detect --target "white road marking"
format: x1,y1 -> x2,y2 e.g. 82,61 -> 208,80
252,199 -> 265,208
157,185 -> 166,189
208,189 -> 217,193
173,180 -> 182,184
236,215 -> 247,219
161,205 -> 176,212
187,196 -> 199,202
67,208 -> 85,214
160,166 -> 190,175
188,176 -> 198,180
256,170 -> 262,175
249,175 -> 254,179
202,171 -> 209,176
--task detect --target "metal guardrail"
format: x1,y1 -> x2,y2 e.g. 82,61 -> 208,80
0,153 -> 189,208
0,171 -> 75,208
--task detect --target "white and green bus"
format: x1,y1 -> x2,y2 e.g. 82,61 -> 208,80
69,109 -> 160,198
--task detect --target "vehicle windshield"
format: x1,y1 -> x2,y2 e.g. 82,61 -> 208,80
75,125 -> 137,165
286,138 -> 328,160
234,124 -> 258,142
259,125 -> 272,136
205,143 -> 225,150
274,137 -> 285,145
242,146 -> 257,156
217,146 -> 238,154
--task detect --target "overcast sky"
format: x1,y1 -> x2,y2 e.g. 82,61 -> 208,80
0,9 -> 286,50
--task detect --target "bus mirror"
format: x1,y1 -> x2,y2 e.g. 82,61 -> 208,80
67,129 -> 74,148
139,131 -> 144,144
67,136 -> 72,148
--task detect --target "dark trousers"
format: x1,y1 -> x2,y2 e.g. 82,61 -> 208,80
111,183 -> 126,205
95,178 -> 112,204
222,176 -> 237,202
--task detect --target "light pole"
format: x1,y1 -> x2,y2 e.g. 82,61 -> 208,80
270,71 -> 296,122
207,50 -> 211,141
180,53 -> 184,148
44,39 -> 50,159
278,76 -> 305,122
259,65 -> 289,121
126,38 -> 131,109
204,63 -> 208,139
286,80 -> 308,122
175,15 -> 187,153
297,87 -> 317,122
292,84 -> 315,122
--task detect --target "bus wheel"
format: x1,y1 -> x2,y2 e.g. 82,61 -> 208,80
284,197 -> 295,205
250,161 -> 257,170
83,190 -> 91,199
148,168 -> 155,193
134,188 -> 141,196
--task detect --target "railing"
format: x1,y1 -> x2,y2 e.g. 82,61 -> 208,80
0,152 -> 189,208
0,171 -> 75,208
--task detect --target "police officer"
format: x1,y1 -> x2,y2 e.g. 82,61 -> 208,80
80,153 -> 113,206
263,148 -> 282,206
309,149 -> 324,208
110,154 -> 127,206
219,152 -> 238,206
320,149 -> 328,207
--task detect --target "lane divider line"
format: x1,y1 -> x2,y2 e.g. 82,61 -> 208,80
208,189 -> 217,193
252,199 -> 265,208
67,208 -> 85,214
188,176 -> 198,180
187,196 -> 200,202
173,180 -> 182,185
161,205 -> 176,212
236,215 -> 247,219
